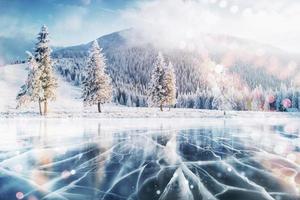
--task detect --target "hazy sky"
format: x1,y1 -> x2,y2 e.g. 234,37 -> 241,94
0,0 -> 140,46
0,0 -> 299,53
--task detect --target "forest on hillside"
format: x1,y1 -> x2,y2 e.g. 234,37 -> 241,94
52,31 -> 300,112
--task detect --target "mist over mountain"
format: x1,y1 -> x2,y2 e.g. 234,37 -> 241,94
51,29 -> 300,108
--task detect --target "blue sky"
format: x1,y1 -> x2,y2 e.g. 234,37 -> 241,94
0,0 -> 141,46
0,0 -> 300,53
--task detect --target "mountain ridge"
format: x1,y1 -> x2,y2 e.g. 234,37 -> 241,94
52,29 -> 299,89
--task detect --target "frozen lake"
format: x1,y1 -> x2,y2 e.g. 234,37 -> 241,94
0,117 -> 300,200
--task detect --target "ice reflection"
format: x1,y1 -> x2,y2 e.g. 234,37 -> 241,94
0,118 -> 299,200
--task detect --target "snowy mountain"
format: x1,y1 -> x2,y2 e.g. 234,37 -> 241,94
51,29 -> 300,108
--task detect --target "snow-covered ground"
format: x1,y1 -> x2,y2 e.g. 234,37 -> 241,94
1,64 -> 300,119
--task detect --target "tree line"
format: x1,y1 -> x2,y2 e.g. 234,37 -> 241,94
16,26 -> 300,115
16,26 -> 176,115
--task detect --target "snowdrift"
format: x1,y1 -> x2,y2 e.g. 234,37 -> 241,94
0,64 -> 82,114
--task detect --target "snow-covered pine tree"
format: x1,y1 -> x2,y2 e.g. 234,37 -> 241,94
16,54 -> 33,108
82,40 -> 112,113
251,85 -> 264,111
35,25 -> 57,115
291,87 -> 299,110
211,70 -> 234,114
212,88 -> 232,112
164,62 -> 176,110
16,52 -> 42,110
148,52 -> 167,111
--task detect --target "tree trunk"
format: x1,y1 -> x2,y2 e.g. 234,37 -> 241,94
44,100 -> 48,115
160,104 -> 163,111
38,99 -> 42,116
98,102 -> 101,113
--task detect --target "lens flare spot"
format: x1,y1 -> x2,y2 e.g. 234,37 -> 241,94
16,192 -> 24,199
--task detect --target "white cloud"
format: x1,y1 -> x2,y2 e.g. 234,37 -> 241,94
0,3 -> 125,47
122,0 -> 220,49
121,0 -> 300,53
81,0 -> 92,6
50,5 -> 126,46
1,0 -> 299,53
0,15 -> 38,39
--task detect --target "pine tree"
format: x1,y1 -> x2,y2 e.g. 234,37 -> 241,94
35,25 -> 57,115
251,85 -> 264,111
164,62 -> 176,110
212,90 -> 232,111
148,52 -> 167,111
211,79 -> 233,113
126,95 -> 132,107
16,52 -> 42,109
82,40 -> 112,113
